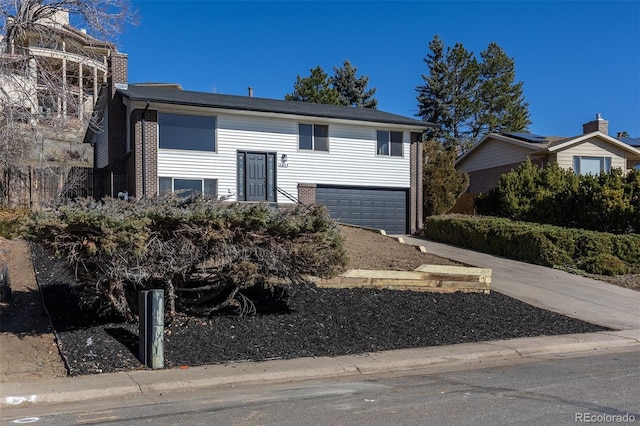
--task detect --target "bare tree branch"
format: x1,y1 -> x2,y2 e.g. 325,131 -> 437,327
0,0 -> 136,172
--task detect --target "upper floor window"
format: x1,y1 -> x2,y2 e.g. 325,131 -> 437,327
572,156 -> 611,175
377,130 -> 403,157
159,113 -> 216,151
299,124 -> 329,151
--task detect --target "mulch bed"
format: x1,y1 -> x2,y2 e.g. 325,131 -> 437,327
31,244 -> 609,377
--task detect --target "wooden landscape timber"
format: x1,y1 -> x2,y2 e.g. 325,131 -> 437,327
314,265 -> 491,294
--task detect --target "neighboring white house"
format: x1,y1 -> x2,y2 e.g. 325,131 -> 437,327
85,81 -> 433,234
456,115 -> 640,194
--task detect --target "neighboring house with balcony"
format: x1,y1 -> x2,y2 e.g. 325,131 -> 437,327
0,8 -> 125,207
0,8 -> 112,121
456,115 -> 640,194
84,57 -> 432,234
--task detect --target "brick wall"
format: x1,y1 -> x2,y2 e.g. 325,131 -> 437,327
105,52 -> 128,197
141,110 -> 158,195
297,183 -> 316,205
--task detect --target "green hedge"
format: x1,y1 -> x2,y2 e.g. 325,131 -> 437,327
423,215 -> 640,276
475,161 -> 640,234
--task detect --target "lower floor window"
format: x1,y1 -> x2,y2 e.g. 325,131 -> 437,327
572,156 -> 612,175
158,177 -> 218,198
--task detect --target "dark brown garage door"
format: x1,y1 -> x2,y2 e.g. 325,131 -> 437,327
316,186 -> 408,234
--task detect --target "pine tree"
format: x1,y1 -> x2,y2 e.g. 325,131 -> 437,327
284,66 -> 340,105
444,42 -> 479,149
331,60 -> 377,108
416,36 -> 531,151
416,35 -> 451,142
476,43 -> 531,136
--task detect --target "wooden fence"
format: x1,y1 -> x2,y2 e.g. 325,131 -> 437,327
1,166 -> 93,209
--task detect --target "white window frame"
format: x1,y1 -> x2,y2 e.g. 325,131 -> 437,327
376,130 -> 404,157
298,123 -> 329,152
572,156 -> 612,175
158,177 -> 218,198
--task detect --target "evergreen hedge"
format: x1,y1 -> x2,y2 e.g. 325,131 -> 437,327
423,215 -> 640,276
28,195 -> 348,321
475,160 -> 640,234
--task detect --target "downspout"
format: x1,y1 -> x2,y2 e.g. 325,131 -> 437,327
417,131 -> 426,233
141,101 -> 150,197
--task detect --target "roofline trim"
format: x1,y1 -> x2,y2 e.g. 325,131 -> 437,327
546,131 -> 640,156
118,89 -> 435,129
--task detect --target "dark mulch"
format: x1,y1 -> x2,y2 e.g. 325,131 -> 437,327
31,245 -> 609,377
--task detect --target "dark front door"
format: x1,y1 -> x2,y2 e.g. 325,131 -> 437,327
237,151 -> 276,202
246,153 -> 266,201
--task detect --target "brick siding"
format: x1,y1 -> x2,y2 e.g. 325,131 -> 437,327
104,52 -> 128,198
130,109 -> 158,197
582,118 -> 608,135
297,183 -> 316,205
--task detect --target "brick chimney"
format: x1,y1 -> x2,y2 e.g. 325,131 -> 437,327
583,113 -> 608,135
108,52 -> 128,95
106,51 -> 129,198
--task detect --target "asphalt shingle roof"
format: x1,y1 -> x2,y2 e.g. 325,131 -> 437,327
119,85 -> 433,128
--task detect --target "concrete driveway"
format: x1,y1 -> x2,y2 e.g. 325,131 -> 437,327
398,235 -> 640,331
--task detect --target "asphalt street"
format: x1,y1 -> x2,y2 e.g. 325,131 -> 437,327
3,348 -> 638,426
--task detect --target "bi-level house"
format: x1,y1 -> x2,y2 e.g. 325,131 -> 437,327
85,57 -> 432,234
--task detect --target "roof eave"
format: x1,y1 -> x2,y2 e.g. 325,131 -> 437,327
119,89 -> 433,129
547,131 -> 640,156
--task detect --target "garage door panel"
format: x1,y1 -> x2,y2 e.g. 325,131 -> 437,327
316,186 -> 407,234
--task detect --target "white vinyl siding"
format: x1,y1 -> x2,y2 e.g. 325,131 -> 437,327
157,113 -> 411,202
555,137 -> 627,171
457,138 -> 535,172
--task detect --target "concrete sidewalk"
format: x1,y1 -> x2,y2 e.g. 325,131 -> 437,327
2,236 -> 639,408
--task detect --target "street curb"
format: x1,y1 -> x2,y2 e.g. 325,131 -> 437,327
2,329 -> 639,408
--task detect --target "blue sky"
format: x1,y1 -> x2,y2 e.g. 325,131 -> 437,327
119,1 -> 640,138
